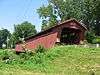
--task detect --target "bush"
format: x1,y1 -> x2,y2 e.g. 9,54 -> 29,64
0,50 -> 19,64
35,45 -> 46,53
19,51 -> 34,60
32,53 -> 45,64
92,37 -> 100,44
85,31 -> 96,43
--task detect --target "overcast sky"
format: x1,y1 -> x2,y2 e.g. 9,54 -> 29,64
0,0 -> 48,33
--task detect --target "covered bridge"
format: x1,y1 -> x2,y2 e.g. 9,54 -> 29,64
15,19 -> 87,52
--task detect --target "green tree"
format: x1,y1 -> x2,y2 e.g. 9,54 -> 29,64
0,29 -> 10,48
93,0 -> 100,35
8,34 -> 16,48
41,20 -> 48,31
13,21 -> 37,43
37,0 -> 100,35
37,4 -> 58,30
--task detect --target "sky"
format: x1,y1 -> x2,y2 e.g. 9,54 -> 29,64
0,0 -> 48,33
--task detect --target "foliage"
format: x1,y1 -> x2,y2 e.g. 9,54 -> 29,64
7,21 -> 37,48
37,0 -> 100,36
85,31 -> 96,43
0,49 -> 19,64
32,53 -> 45,64
35,45 -> 46,53
93,0 -> 100,35
41,20 -> 48,31
19,51 -> 34,60
92,36 -> 100,44
0,29 -> 10,48
7,34 -> 17,48
37,4 -> 58,31
0,21 -> 37,49
13,21 -> 37,42
0,46 -> 100,75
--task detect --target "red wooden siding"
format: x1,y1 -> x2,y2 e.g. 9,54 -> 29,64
15,30 -> 58,52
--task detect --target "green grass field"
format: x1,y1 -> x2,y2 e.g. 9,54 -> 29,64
0,45 -> 100,75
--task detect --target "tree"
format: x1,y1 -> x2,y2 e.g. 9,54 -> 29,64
8,34 -> 16,48
13,21 -> 37,43
41,20 -> 48,31
37,4 -> 58,30
93,0 -> 100,35
37,0 -> 100,35
0,29 -> 10,48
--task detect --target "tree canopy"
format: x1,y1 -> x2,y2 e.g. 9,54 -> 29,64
37,0 -> 100,35
0,29 -> 10,48
13,21 -> 37,42
5,21 -> 37,48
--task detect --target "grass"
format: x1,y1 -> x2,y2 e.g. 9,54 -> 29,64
0,45 -> 100,75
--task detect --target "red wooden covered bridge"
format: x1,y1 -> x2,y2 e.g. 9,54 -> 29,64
15,19 -> 87,52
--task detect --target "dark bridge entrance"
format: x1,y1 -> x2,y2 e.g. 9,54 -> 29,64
60,28 -> 81,44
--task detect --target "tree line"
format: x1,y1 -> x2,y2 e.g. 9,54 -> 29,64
0,21 -> 37,49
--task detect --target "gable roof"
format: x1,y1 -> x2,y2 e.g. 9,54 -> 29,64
58,19 -> 87,30
16,19 -> 87,44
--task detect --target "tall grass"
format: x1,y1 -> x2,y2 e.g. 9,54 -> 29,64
0,45 -> 100,75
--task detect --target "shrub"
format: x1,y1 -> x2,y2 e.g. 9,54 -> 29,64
35,45 -> 46,53
0,50 -> 19,64
85,31 -> 96,43
92,37 -> 100,44
19,51 -> 34,60
32,53 -> 45,64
